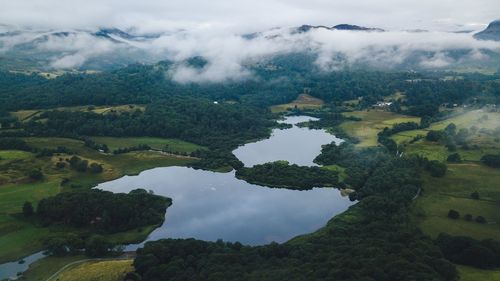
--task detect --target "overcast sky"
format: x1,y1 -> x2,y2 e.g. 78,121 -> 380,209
0,0 -> 498,33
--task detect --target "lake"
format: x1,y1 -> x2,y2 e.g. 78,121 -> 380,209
0,115 -> 353,280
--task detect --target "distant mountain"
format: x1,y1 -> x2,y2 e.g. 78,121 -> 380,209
333,24 -> 384,32
294,24 -> 384,34
474,20 -> 500,41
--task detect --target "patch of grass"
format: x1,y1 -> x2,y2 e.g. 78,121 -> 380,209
22,255 -> 87,281
0,150 -> 33,160
90,136 -> 203,153
457,265 -> 500,281
340,110 -> 420,147
11,104 -> 145,123
50,259 -> 133,281
270,94 -> 324,113
414,163 -> 500,240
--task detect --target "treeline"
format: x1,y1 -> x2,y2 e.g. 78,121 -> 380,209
36,189 -> 170,233
235,161 -> 338,190
22,97 -> 275,150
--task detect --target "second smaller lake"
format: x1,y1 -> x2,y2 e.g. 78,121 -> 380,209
233,116 -> 343,167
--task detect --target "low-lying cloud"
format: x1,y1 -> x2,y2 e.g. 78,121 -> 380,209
1,26 -> 500,82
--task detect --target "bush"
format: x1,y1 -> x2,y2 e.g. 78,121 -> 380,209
470,191 -> 480,200
447,153 -> 461,163
476,216 -> 487,224
426,160 -> 447,177
22,201 -> 34,217
448,209 -> 460,219
85,235 -> 112,257
481,154 -> 500,168
28,169 -> 43,180
464,214 -> 473,221
55,161 -> 66,169
89,163 -> 103,173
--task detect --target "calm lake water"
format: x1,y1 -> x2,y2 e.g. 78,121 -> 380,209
0,115 -> 352,279
233,116 -> 343,167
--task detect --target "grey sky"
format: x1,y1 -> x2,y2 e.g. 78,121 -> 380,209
0,0 -> 498,33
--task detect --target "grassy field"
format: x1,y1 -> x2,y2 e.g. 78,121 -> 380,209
458,265 -> 500,281
48,259 -> 133,281
393,109 -> 500,145
340,110 -> 420,147
90,136 -> 203,153
21,255 -> 87,281
11,104 -> 145,122
0,137 -> 196,263
270,94 -> 324,113
392,109 -> 500,161
414,163 -> 500,240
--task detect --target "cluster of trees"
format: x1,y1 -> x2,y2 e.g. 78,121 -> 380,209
313,142 -> 421,200
447,209 -> 487,224
235,161 -> 339,190
436,233 -> 500,269
377,122 -> 421,152
113,144 -> 151,155
481,154 -> 500,168
84,138 -> 109,153
425,123 -> 476,152
189,149 -> 243,171
43,233 -> 122,258
67,156 -> 103,173
36,189 -> 170,233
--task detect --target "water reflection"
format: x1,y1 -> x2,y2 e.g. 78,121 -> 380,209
233,115 -> 343,167
97,167 -> 353,249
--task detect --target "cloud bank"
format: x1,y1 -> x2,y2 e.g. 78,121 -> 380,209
1,26 -> 500,83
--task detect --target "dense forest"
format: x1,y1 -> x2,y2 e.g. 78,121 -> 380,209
133,147 -> 458,281
235,161 -> 339,189
36,189 -> 170,233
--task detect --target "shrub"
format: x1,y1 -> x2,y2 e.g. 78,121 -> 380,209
22,201 -> 34,217
476,216 -> 487,224
89,163 -> 103,173
448,209 -> 460,219
426,160 -> 447,177
28,169 -> 43,180
464,214 -> 473,221
447,153 -> 461,163
470,191 -> 480,200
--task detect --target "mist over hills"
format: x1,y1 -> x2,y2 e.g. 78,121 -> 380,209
0,21 -> 499,81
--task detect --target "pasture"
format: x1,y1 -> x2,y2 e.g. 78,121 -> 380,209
340,110 -> 420,147
414,163 -> 500,240
270,94 -> 324,113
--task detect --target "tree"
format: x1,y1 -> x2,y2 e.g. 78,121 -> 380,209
476,216 -> 487,224
426,160 -> 447,177
85,235 -> 112,257
89,163 -> 103,173
470,191 -> 480,200
481,154 -> 500,168
447,153 -> 461,163
28,169 -> 43,180
22,201 -> 34,217
448,209 -> 460,219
